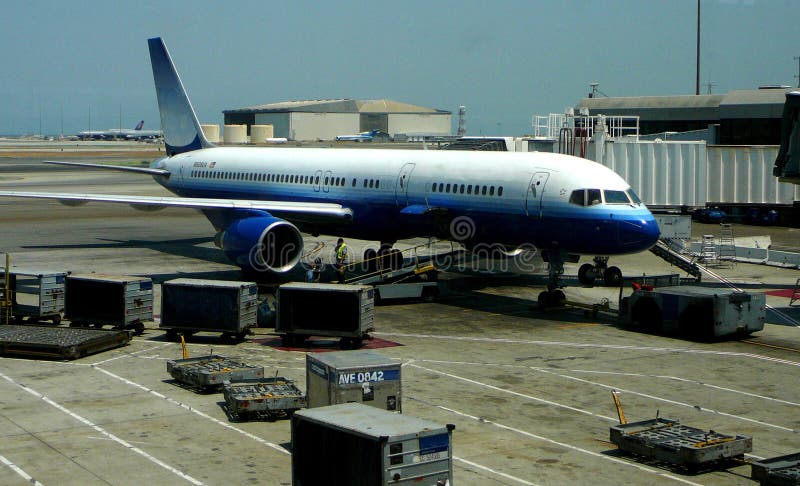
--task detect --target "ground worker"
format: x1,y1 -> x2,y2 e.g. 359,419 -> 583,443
334,238 -> 348,283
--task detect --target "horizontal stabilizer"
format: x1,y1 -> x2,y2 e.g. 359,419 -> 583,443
44,160 -> 171,177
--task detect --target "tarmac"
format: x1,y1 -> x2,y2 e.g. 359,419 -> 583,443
1,146 -> 800,485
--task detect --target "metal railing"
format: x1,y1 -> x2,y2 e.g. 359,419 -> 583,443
532,113 -> 640,140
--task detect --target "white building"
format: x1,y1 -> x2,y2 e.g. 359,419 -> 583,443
223,99 -> 451,141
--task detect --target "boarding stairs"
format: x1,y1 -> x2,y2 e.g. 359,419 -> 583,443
648,239 -> 702,282
791,278 -> 800,307
717,224 -> 736,266
343,241 -> 460,286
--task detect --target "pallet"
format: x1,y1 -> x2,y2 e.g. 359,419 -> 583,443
0,325 -> 131,360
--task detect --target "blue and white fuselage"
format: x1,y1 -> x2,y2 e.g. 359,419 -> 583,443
0,36 -> 659,276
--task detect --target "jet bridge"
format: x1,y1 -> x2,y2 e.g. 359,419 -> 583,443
774,90 -> 800,184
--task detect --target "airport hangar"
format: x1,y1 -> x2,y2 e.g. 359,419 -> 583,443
222,98 -> 452,141
575,86 -> 794,145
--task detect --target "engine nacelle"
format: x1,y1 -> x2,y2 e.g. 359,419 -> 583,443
216,215 -> 304,273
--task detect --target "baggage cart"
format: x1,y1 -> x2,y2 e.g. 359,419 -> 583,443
66,274 -> 153,334
167,354 -> 264,390
751,452 -> 800,485
0,268 -> 67,324
292,403 -> 454,486
160,278 -> 258,342
223,376 -> 306,421
0,324 -> 131,360
276,282 -> 374,349
306,350 -> 401,411
610,418 -> 752,471
621,285 -> 766,338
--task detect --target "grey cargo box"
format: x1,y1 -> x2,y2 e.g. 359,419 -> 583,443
160,278 -> 258,338
292,403 -> 454,486
306,350 -> 401,411
623,285 -> 766,338
1,268 -> 67,324
66,274 -> 153,333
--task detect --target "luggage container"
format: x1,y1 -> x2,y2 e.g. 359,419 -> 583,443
610,417 -> 752,471
160,278 -> 257,342
65,274 -> 153,334
0,268 -> 67,324
306,350 -> 401,411
621,285 -> 766,338
0,324 -> 131,360
292,402 -> 454,486
276,282 -> 374,348
167,354 -> 264,390
223,376 -> 306,421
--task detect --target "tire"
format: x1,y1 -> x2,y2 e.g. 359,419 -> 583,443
551,290 -> 566,306
364,248 -> 377,273
537,291 -> 550,309
51,314 -> 62,326
603,266 -> 623,287
578,263 -> 596,285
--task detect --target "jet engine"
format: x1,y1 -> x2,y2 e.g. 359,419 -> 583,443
215,215 -> 304,273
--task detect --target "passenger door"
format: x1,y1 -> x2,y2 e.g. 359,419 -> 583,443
395,163 -> 416,206
525,172 -> 549,218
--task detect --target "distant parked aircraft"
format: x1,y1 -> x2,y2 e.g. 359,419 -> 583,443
335,129 -> 388,142
77,120 -> 162,141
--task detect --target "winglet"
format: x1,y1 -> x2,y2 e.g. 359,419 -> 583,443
148,37 -> 213,156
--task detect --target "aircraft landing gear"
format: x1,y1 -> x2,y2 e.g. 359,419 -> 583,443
578,256 -> 622,287
538,251 -> 566,308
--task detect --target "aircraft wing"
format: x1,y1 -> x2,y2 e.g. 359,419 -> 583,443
44,160 -> 171,176
0,191 -> 354,220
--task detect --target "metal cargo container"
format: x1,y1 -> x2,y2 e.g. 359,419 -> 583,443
621,285 -> 766,338
160,278 -> 257,342
1,268 -> 67,324
276,282 -> 374,348
66,274 -> 153,334
167,354 -> 264,390
306,350 -> 401,411
292,403 -> 454,486
223,376 -> 306,421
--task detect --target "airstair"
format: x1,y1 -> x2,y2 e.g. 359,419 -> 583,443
648,240 -> 702,282
717,223 -> 736,266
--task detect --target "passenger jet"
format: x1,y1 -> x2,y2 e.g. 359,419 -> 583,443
0,37 -> 660,305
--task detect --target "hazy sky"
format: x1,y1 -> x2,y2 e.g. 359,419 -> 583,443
0,0 -> 796,137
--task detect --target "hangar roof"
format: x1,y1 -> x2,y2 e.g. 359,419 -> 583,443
224,99 -> 451,115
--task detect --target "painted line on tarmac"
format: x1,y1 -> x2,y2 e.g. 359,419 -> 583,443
407,363 -> 617,422
529,367 -> 796,433
411,398 -> 702,486
0,453 -> 44,486
90,343 -> 172,366
378,332 -> 800,367
454,456 -> 538,486
92,366 -> 290,456
0,370 -> 203,485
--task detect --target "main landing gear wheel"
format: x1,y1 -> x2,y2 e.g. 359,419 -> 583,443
364,248 -> 377,272
538,289 -> 566,309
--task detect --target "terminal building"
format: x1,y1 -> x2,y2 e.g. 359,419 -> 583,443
574,87 -> 794,145
223,99 -> 451,141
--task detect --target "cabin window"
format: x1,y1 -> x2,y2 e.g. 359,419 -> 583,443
369,180 -> 374,188
375,180 -> 379,189
489,186 -> 495,196
438,183 -> 444,192
363,179 -> 368,188
353,178 -> 357,187
498,186 -> 503,196
460,184 -> 465,194
432,183 -> 437,192
482,186 -> 487,196
446,183 -> 451,193
604,190 -> 630,204
467,185 -> 472,195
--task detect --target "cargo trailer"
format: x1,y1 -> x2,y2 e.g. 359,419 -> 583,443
0,268 -> 67,324
223,376 -> 306,421
0,324 -> 131,360
306,350 -> 401,411
276,282 -> 374,349
292,403 -> 454,486
621,285 -> 766,338
65,274 -> 153,334
167,354 -> 264,390
160,278 -> 258,342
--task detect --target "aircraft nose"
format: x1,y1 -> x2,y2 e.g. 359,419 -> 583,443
619,214 -> 661,252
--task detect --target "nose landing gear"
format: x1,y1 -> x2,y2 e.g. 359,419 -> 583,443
578,256 -> 622,287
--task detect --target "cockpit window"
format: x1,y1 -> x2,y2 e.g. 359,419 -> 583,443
604,190 -> 630,204
626,189 -> 642,205
587,189 -> 602,205
569,189 -> 585,206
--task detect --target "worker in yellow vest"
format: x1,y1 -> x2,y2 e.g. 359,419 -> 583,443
334,238 -> 348,283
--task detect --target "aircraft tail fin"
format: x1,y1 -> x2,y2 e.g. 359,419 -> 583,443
148,37 -> 213,156
134,120 -> 144,130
